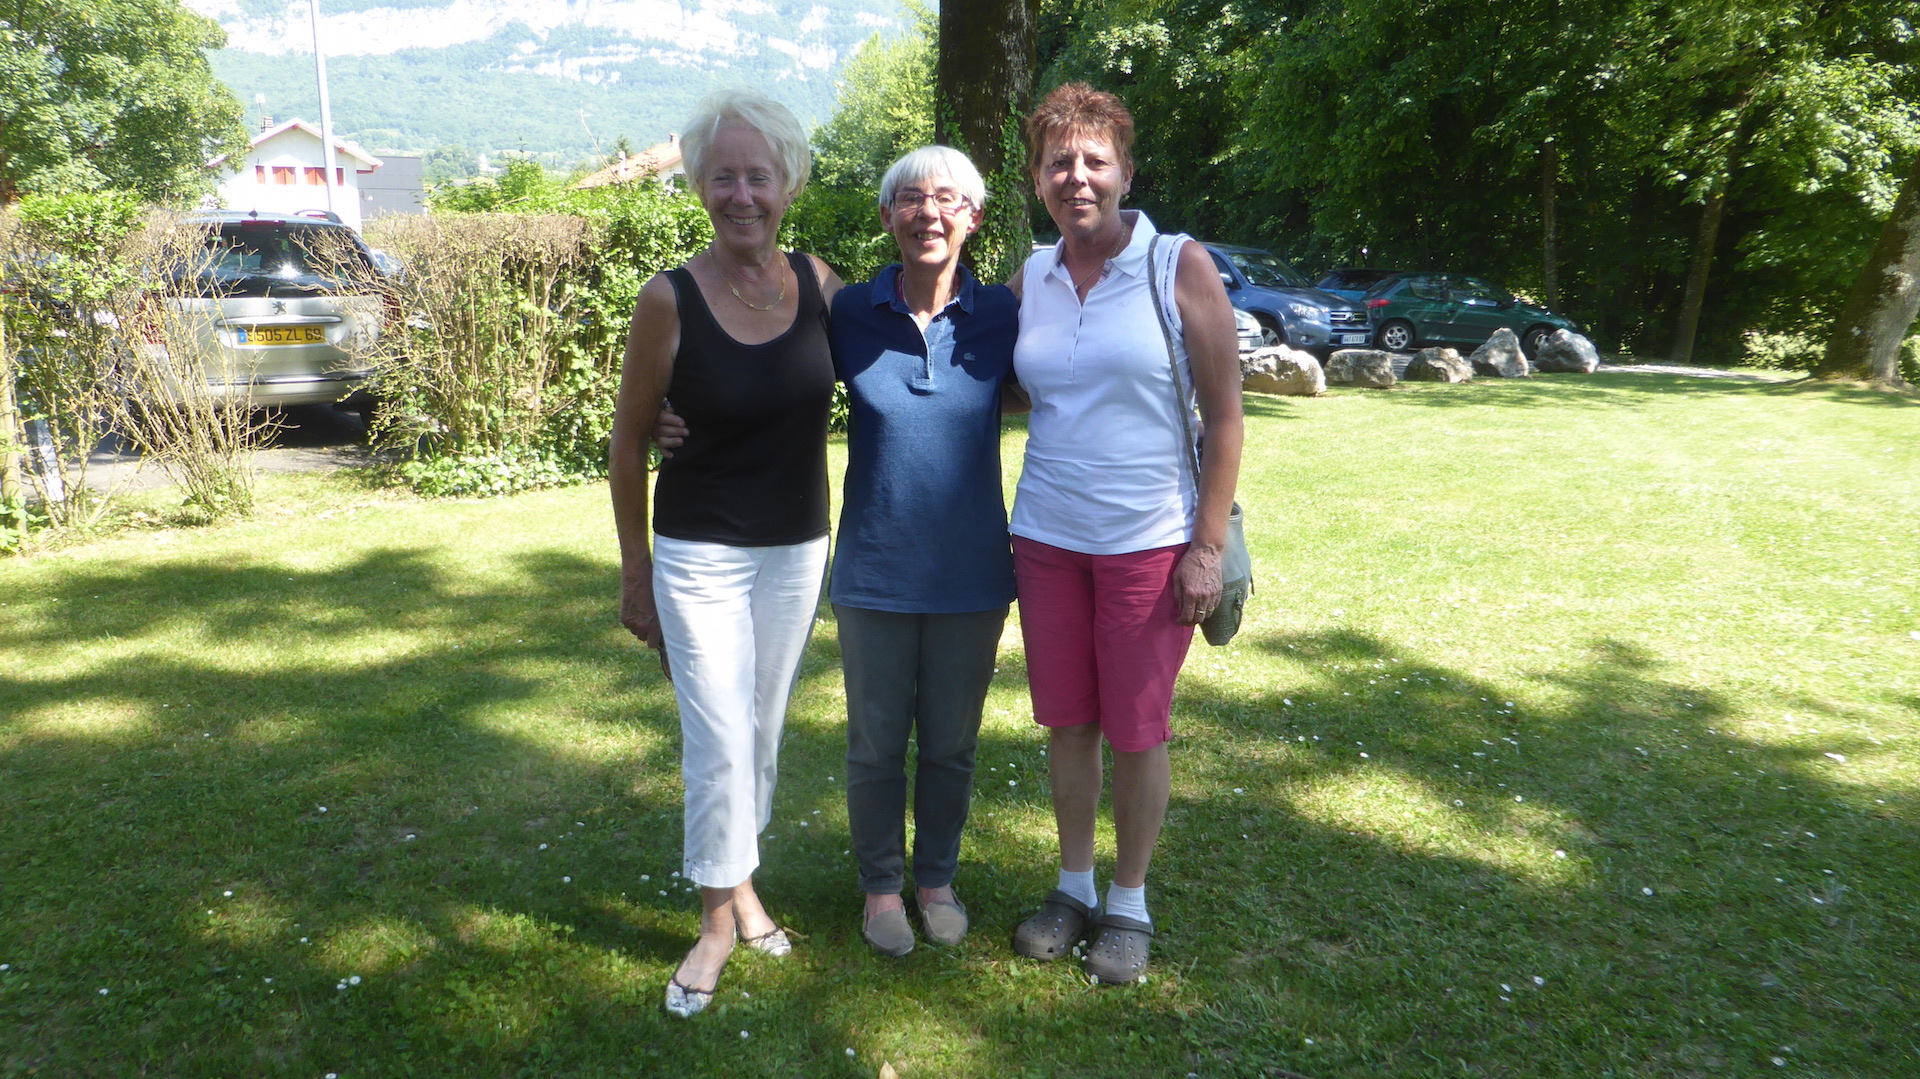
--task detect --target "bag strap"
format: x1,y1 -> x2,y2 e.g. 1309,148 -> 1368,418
1145,234 -> 1204,492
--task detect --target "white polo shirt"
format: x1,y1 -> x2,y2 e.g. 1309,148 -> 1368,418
1011,211 -> 1198,556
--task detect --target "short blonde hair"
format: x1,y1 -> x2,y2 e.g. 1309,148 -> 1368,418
679,89 -> 812,199
877,145 -> 988,214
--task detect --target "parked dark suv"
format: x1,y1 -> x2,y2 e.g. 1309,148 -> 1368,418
1201,244 -> 1371,355
151,211 -> 386,410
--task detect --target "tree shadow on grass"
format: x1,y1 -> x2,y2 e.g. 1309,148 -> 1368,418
1150,626 -> 1917,1076
0,545 -> 861,1075
4,552 -> 1915,1076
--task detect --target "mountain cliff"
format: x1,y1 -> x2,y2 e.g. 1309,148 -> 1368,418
189,0 -> 909,166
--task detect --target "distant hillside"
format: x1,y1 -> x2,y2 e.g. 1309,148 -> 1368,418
189,0 -> 912,167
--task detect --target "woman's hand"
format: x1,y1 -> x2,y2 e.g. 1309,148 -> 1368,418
619,570 -> 671,680
653,404 -> 688,456
1173,543 -> 1224,626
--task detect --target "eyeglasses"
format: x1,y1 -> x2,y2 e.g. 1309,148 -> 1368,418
890,189 -> 970,213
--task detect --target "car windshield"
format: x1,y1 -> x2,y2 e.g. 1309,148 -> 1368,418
1228,250 -> 1311,289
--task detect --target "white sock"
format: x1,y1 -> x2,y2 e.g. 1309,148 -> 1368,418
1057,868 -> 1097,910
1105,883 -> 1150,927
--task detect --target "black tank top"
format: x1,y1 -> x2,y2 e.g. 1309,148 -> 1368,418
652,251 -> 834,546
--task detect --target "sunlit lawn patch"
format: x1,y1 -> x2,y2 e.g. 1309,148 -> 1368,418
1,374 -> 1914,1076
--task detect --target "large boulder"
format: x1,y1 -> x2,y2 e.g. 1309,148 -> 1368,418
1534,329 -> 1601,373
1468,328 -> 1531,378
1242,346 -> 1325,396
1405,346 -> 1473,383
1326,348 -> 1397,388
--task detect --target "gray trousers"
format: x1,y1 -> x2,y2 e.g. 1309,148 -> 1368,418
836,603 -> 1008,894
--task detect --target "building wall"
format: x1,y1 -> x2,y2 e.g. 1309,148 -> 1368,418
360,155 -> 426,219
214,127 -> 373,232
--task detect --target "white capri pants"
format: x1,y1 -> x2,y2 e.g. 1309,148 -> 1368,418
652,533 -> 829,889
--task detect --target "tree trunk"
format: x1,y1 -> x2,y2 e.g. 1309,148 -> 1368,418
1668,182 -> 1728,365
935,0 -> 1038,283
1815,151 -> 1920,388
1542,141 -> 1560,311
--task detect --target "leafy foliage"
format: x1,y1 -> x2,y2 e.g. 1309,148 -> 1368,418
0,0 -> 249,203
359,181 -> 712,496
1038,0 -> 1920,359
811,2 -> 937,196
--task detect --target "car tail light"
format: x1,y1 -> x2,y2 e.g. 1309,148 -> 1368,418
381,288 -> 404,333
133,295 -> 165,343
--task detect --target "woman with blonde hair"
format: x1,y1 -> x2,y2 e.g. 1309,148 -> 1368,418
608,88 -> 841,1017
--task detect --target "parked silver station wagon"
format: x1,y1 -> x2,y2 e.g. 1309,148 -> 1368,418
155,210 -> 385,410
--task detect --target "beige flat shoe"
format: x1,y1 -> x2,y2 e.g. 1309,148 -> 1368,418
919,893 -> 968,946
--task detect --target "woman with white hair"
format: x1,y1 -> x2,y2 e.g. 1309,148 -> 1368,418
827,145 -> 1019,957
608,88 -> 842,1018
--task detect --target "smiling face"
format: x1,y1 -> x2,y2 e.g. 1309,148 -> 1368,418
880,175 -> 979,273
697,123 -> 793,250
1033,131 -> 1133,240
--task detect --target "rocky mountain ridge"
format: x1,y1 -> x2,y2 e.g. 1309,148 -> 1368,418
188,0 -> 908,164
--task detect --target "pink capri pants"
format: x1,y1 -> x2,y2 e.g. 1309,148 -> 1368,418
1012,536 -> 1195,753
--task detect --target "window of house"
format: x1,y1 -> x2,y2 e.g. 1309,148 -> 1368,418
271,166 -> 296,185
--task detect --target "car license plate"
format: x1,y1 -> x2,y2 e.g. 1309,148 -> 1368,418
1340,333 -> 1369,345
240,325 -> 327,346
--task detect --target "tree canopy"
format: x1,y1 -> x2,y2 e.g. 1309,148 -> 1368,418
1034,0 -> 1920,360
0,0 -> 249,204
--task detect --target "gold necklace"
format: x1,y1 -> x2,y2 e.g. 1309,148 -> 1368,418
718,255 -> 787,312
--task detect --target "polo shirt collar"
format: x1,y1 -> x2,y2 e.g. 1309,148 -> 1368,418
1045,209 -> 1158,283
872,262 -> 979,316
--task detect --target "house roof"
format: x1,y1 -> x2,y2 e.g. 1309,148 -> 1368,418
208,119 -> 383,170
574,137 -> 683,189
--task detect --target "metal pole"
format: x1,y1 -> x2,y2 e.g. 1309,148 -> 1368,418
309,0 -> 340,219
0,302 -> 28,546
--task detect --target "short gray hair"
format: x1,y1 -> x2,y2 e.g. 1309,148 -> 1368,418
877,145 -> 988,214
680,89 -> 812,199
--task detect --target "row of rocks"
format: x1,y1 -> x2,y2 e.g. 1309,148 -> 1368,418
1238,327 -> 1601,395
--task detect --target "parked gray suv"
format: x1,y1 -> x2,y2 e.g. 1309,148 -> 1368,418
154,211 -> 385,410
1202,243 -> 1372,356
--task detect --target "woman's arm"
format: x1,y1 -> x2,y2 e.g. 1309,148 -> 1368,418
609,273 -> 681,669
1168,238 -> 1245,626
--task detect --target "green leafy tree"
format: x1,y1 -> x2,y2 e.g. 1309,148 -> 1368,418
1061,0 -> 1920,359
811,2 -> 936,194
0,0 -> 248,203
798,3 -> 936,284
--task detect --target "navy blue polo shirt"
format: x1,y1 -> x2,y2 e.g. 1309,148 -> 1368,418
828,263 -> 1019,613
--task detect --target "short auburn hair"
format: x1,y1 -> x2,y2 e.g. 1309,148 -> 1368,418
1024,82 -> 1136,174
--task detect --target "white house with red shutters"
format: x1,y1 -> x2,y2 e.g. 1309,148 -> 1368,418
209,119 -> 383,232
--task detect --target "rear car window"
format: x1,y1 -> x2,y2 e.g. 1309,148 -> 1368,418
191,222 -> 374,297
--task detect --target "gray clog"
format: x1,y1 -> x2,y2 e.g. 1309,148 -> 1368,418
1012,889 -> 1094,961
1084,913 -> 1153,984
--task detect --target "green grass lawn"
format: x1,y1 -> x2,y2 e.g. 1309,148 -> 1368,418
2,373 -> 1916,1078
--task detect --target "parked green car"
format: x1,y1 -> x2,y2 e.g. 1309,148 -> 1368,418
1362,272 -> 1578,357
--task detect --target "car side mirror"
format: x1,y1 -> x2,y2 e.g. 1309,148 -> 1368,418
1218,271 -> 1236,289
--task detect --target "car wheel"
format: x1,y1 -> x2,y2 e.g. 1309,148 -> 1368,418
1521,325 -> 1554,358
1377,319 -> 1415,352
1256,317 -> 1286,349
